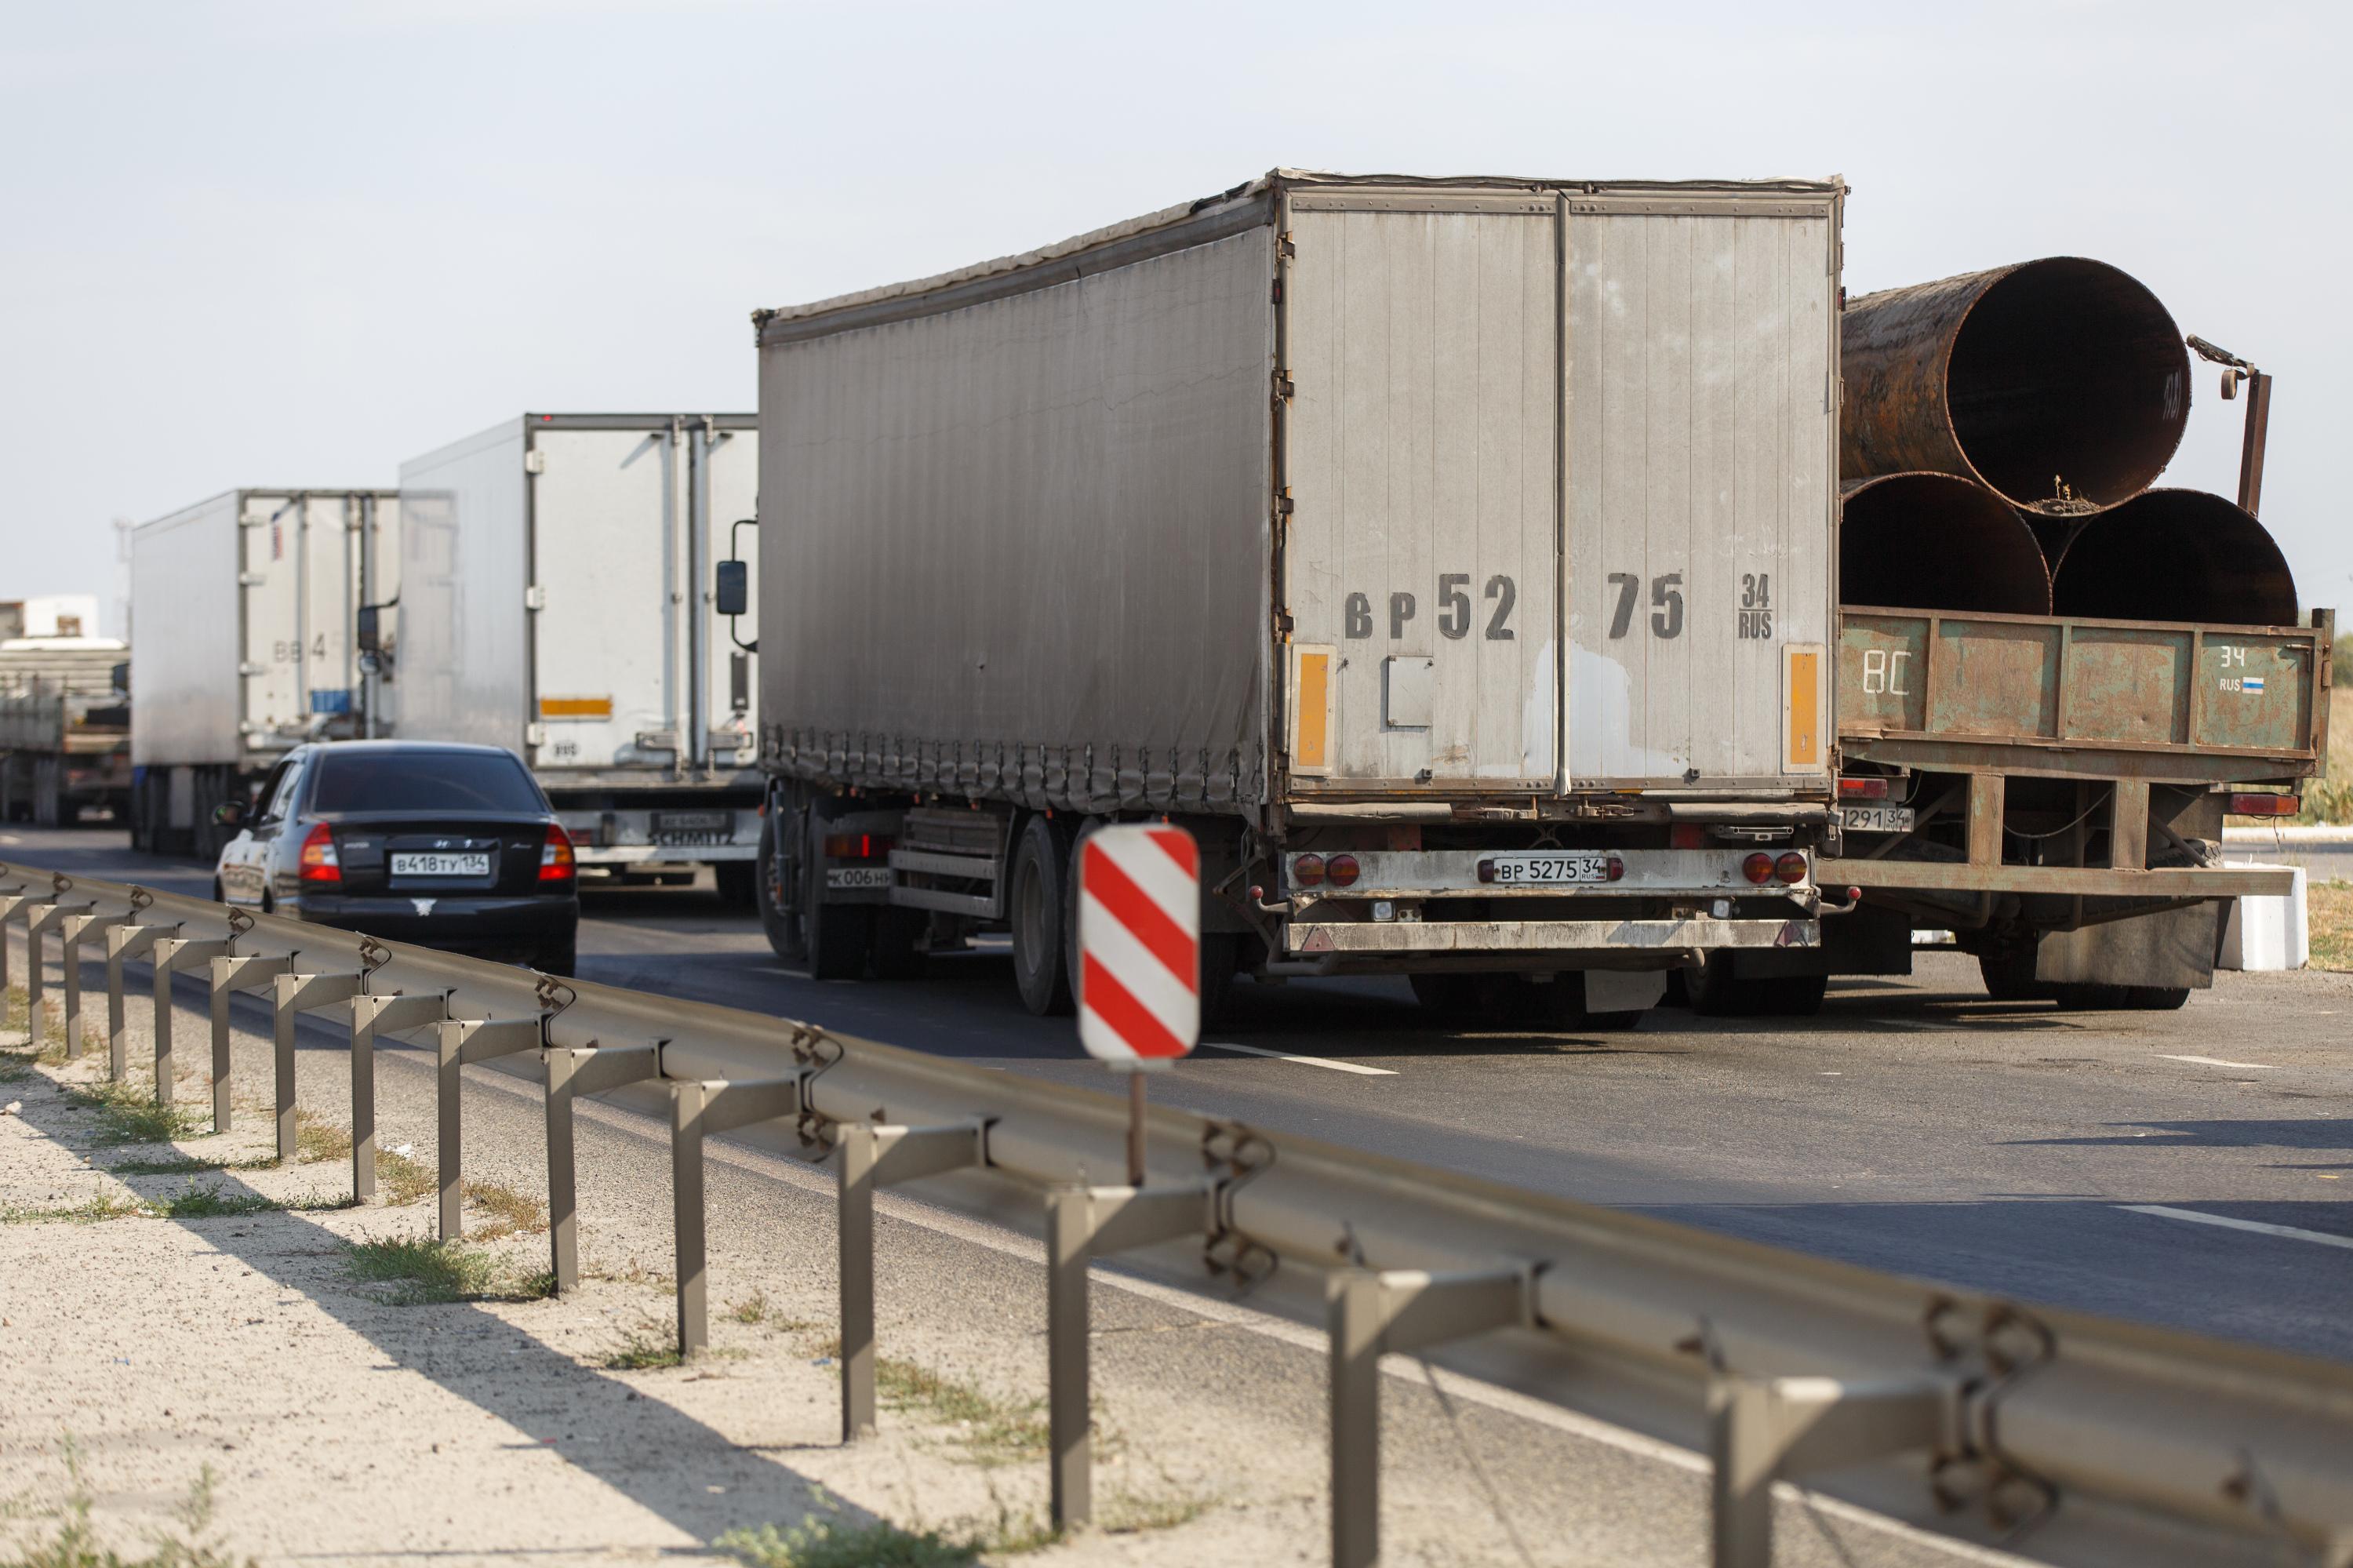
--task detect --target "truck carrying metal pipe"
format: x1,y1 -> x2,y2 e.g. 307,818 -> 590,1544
2049,487 -> 2300,627
1841,257 -> 2190,515
1838,472 -> 2050,615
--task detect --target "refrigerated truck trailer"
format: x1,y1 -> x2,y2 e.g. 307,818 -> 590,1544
128,489 -> 398,857
742,171 -> 1848,1020
0,638 -> 129,825
396,413 -> 764,897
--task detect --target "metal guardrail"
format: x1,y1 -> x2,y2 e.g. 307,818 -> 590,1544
4,860 -> 2351,1568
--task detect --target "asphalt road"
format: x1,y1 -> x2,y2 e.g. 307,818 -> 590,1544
13,823 -> 2352,1364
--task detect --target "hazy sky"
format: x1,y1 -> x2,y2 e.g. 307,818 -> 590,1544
3,2 -> 2344,635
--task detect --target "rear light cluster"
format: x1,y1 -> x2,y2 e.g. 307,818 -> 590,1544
1743,850 -> 1809,886
2228,793 -> 2300,817
299,823 -> 340,884
824,832 -> 893,860
540,824 -> 576,883
1838,776 -> 1892,799
1291,853 -> 1359,889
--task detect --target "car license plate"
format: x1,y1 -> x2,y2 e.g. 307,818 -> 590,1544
1841,806 -> 1915,834
1485,853 -> 1612,885
391,852 -> 490,877
827,867 -> 890,890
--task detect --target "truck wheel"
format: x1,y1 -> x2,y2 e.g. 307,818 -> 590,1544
1978,951 -> 2047,1002
1009,814 -> 1076,1016
715,862 -> 758,908
1687,956 -> 1823,1017
2053,983 -> 2191,1012
754,815 -> 808,963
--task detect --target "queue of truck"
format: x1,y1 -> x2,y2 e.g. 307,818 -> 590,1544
5,168 -> 2329,1027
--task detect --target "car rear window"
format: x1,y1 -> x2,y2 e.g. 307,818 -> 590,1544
308,751 -> 544,814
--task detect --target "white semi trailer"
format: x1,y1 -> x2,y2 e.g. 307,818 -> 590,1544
739,172 -> 1850,1021
128,489 -> 398,857
396,413 -> 764,897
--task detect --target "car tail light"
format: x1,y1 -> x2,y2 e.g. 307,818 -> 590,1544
298,823 -> 340,884
1326,853 -> 1360,889
1292,853 -> 1326,887
1838,777 -> 1890,799
540,824 -> 576,883
1606,855 -> 1625,882
1742,852 -> 1775,885
2228,793 -> 2300,817
1775,851 -> 1808,885
823,832 -> 893,860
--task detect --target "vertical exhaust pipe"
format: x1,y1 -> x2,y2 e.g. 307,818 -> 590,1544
2050,489 -> 2300,627
1842,258 -> 2191,515
1840,473 -> 2051,615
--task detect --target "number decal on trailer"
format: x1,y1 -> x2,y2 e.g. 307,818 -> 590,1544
1335,574 -> 1516,640
1484,575 -> 1515,640
1606,572 -> 1685,640
1738,573 -> 1774,639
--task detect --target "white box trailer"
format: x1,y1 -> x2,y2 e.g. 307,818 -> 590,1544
396,413 -> 764,895
747,171 -> 1846,1020
128,489 -> 398,857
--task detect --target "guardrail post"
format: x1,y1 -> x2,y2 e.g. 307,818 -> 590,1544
669,1076 -> 802,1356
270,970 -> 369,1164
105,919 -> 176,1085
147,937 -> 229,1110
0,890 -> 27,995
836,1120 -> 990,1440
347,991 -> 449,1204
209,952 -> 296,1134
1043,1182 -> 1218,1528
543,1042 -> 663,1293
25,897 -> 87,1051
60,909 -> 126,1063
435,1017 -> 547,1239
1326,1266 -> 1533,1568
1707,1371 -> 1951,1568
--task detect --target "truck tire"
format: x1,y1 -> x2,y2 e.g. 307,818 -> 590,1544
1978,950 -> 2046,1002
753,817 -> 806,963
715,861 -> 758,908
1409,973 -> 1479,1020
1009,813 -> 1076,1017
2053,983 -> 2193,1012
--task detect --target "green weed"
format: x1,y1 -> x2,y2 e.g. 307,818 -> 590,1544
599,1320 -> 686,1371
3,1442 -> 251,1568
341,1236 -> 550,1307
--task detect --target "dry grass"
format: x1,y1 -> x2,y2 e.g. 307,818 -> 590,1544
2311,881 -> 2353,973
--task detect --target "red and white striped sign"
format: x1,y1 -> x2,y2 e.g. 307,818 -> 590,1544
1076,824 -> 1199,1064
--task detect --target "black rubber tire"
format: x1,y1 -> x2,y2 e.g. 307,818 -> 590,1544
802,802 -> 875,981
2053,982 -> 2192,1012
2125,985 -> 2193,1011
1198,931 -> 1239,1030
1978,950 -> 2047,1002
1688,955 -> 1827,1018
754,815 -> 806,964
536,938 -> 577,979
872,906 -> 929,980
1409,972 -> 1479,1018
714,861 -> 758,908
1009,814 -> 1077,1017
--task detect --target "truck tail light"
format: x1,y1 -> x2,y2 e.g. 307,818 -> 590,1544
540,824 -> 576,883
1606,856 -> 1626,882
298,823 -> 341,884
1838,777 -> 1891,799
1292,853 -> 1326,887
1326,853 -> 1360,889
1669,823 -> 1707,849
823,832 -> 892,860
2228,793 -> 2300,817
1775,851 -> 1809,884
1742,852 -> 1775,885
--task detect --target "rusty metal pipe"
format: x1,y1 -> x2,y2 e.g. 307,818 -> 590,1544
1842,257 -> 2189,515
1839,473 -> 2051,615
2050,488 -> 2299,627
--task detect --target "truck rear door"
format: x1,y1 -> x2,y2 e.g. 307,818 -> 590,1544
529,424 -> 680,771
1280,195 -> 1561,791
1562,195 -> 1839,791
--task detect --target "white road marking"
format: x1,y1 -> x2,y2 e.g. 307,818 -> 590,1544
2118,1205 -> 2353,1253
2155,1053 -> 2275,1071
1199,1040 -> 1397,1076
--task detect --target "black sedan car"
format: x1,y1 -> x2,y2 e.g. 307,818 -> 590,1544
212,740 -> 579,973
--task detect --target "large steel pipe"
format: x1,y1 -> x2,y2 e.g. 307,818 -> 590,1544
1842,257 -> 2190,515
2052,488 -> 2300,627
1839,472 -> 2051,615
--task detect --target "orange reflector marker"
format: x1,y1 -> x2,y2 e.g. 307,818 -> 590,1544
1291,646 -> 1334,773
1784,646 -> 1823,771
539,696 -> 614,719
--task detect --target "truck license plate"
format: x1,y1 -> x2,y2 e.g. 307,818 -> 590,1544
1841,806 -> 1915,833
827,867 -> 890,890
1485,853 -> 1612,885
653,809 -> 735,846
391,853 -> 490,877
